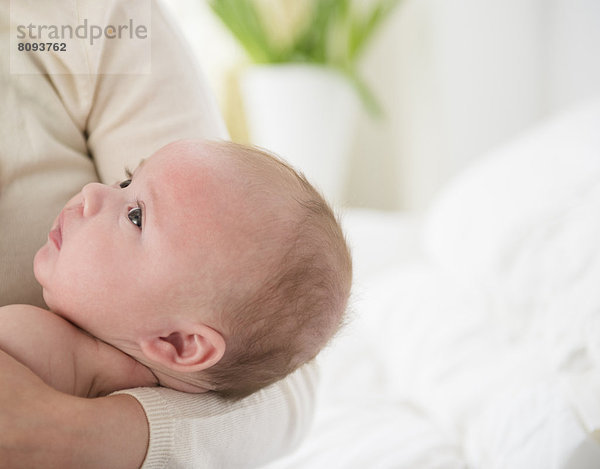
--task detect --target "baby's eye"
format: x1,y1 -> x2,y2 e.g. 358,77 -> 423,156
120,179 -> 132,189
128,207 -> 143,229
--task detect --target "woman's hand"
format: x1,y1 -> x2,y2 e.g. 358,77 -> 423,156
0,350 -> 149,468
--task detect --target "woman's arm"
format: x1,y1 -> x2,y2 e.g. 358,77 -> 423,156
0,347 -> 318,469
0,350 -> 148,469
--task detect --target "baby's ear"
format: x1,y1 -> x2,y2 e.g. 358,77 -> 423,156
139,324 -> 225,373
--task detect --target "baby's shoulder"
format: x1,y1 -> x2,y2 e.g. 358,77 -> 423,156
0,304 -> 54,325
0,303 -> 48,315
0,303 -> 100,396
0,304 -> 87,349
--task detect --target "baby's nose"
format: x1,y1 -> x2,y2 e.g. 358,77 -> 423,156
81,182 -> 108,217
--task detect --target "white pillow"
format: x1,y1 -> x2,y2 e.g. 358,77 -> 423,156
423,98 -> 600,340
424,97 -> 600,290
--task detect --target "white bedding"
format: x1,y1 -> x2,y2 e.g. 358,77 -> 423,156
266,98 -> 600,468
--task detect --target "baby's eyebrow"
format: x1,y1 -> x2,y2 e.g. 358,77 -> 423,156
123,158 -> 147,179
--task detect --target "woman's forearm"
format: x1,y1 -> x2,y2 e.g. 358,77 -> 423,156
0,351 -> 148,468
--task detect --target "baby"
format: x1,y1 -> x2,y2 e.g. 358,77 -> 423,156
0,139 -> 352,399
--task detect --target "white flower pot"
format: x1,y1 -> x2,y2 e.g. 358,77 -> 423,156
240,64 -> 360,204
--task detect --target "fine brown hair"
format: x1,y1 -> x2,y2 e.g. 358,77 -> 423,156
184,141 -> 352,399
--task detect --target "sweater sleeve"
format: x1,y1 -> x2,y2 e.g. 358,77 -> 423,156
113,363 -> 318,468
79,0 -> 230,184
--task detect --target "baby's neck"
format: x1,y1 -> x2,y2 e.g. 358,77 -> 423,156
130,357 -> 211,394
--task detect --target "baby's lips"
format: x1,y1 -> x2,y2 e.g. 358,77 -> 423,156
48,211 -> 64,250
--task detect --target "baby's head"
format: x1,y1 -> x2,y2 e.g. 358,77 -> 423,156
34,139 -> 352,399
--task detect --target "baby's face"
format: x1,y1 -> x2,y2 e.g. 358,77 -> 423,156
34,141 -> 254,348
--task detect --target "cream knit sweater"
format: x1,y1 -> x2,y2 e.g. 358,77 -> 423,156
0,0 -> 315,467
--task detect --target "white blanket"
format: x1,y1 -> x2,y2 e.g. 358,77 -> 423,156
267,99 -> 600,468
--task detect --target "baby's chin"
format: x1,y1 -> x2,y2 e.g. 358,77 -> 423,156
32,244 -> 50,288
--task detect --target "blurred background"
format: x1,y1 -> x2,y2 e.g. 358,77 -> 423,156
163,0 -> 600,212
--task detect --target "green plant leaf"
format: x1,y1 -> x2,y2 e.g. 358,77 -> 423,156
208,0 -> 402,115
209,0 -> 277,62
291,0 -> 341,63
349,0 -> 401,61
341,67 -> 385,118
